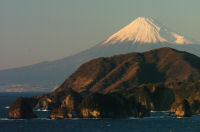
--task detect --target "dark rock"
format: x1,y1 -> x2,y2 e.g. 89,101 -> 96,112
49,90 -> 82,118
175,99 -> 191,117
50,107 -> 73,119
137,104 -> 151,118
191,100 -> 200,114
79,92 -> 150,118
128,96 -> 150,118
152,85 -> 175,111
60,90 -> 82,111
9,97 -> 36,119
130,86 -> 152,111
79,93 -> 106,118
80,92 -> 127,118
35,97 -> 53,110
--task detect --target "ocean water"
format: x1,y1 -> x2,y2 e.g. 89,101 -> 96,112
0,93 -> 200,132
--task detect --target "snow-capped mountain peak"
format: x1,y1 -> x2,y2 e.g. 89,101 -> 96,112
102,17 -> 193,45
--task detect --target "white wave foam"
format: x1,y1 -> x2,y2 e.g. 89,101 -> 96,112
4,106 -> 10,109
35,109 -> 49,112
0,118 -> 10,120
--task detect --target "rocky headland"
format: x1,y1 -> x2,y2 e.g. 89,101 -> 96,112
9,48 -> 200,119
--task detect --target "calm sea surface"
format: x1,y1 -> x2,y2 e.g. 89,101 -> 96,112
0,92 -> 200,132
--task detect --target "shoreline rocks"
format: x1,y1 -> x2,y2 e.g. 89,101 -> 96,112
9,97 -> 37,119
8,85 -> 200,119
49,107 -> 75,119
49,90 -> 82,119
174,99 -> 191,117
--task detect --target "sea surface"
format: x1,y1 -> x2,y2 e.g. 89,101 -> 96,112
0,92 -> 200,132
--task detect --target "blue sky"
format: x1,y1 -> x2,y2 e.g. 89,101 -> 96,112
0,0 -> 200,70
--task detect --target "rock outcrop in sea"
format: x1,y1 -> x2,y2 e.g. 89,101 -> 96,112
9,97 -> 37,119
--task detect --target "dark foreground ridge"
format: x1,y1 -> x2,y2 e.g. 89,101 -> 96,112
9,47 -> 200,119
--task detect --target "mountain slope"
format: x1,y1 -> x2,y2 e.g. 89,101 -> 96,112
54,47 -> 200,94
0,17 -> 200,92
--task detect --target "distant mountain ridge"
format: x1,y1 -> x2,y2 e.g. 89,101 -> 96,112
0,17 -> 200,92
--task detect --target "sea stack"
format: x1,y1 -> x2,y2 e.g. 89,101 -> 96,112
9,97 -> 36,119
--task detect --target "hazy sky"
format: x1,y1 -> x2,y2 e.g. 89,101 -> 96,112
0,0 -> 200,70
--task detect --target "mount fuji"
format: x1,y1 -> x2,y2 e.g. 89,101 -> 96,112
0,17 -> 200,92
102,17 -> 195,45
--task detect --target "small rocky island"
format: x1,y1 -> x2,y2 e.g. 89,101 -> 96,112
9,97 -> 37,119
9,48 -> 200,119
